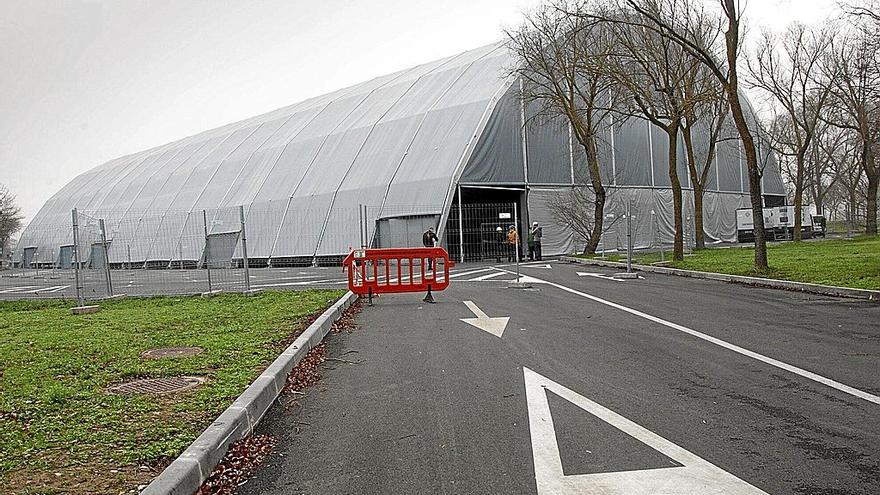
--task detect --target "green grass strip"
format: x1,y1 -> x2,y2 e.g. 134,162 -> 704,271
0,289 -> 344,493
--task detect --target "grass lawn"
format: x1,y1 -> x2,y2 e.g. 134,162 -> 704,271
577,235 -> 880,291
0,289 -> 344,494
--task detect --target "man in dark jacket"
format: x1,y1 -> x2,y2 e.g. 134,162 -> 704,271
423,227 -> 438,270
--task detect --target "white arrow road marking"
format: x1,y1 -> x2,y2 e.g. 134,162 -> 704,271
524,263 -> 553,269
498,268 -> 880,406
461,300 -> 509,337
524,367 -> 767,495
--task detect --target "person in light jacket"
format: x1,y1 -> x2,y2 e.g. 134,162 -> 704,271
529,221 -> 543,261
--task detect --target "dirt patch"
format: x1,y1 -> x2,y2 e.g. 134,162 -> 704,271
140,346 -> 204,359
196,434 -> 278,495
5,461 -> 162,495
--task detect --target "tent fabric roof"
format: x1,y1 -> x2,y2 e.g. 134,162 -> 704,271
17,41 -> 785,263
19,43 -> 516,261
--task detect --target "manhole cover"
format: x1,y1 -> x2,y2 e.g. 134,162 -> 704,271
140,347 -> 203,359
107,376 -> 206,395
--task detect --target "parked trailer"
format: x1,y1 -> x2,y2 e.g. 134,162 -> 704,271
736,208 -> 775,243
736,205 -> 819,243
775,205 -> 817,239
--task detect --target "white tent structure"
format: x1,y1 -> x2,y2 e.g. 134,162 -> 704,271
16,42 -> 785,267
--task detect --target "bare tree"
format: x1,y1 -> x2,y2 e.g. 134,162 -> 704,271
824,27 -> 880,234
748,23 -> 835,240
681,62 -> 727,249
508,0 -> 623,253
0,184 -> 24,259
597,2 -> 721,260
579,0 -> 772,269
548,178 -> 623,253
807,121 -> 847,213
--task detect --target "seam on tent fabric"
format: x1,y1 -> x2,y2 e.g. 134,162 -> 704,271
309,56 -> 460,259
142,130 -> 245,263
165,123 -> 265,265
310,46 -> 486,249
436,69 -> 518,241
267,64 -> 419,261
207,112 -> 300,227
106,145 -> 191,248
375,44 -> 511,245
121,139 -> 216,259
243,97 -> 341,224
17,154 -> 131,260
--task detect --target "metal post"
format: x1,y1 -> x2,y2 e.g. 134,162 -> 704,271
239,205 -> 250,293
626,201 -> 633,274
71,209 -> 84,307
203,210 -> 212,292
514,201 -> 520,281
457,186 -> 465,263
358,204 -> 364,249
127,244 -> 131,271
686,215 -> 692,255
99,219 -> 113,297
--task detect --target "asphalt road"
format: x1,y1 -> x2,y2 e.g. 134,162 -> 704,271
239,260 -> 880,495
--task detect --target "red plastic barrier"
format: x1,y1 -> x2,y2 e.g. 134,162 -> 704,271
342,247 -> 453,297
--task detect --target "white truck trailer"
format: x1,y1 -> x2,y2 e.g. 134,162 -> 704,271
736,205 -> 819,242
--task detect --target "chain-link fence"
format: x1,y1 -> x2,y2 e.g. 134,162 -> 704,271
3,201 -> 459,301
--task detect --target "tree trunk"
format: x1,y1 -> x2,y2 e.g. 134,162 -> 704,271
693,182 -> 705,249
866,148 -> 878,235
581,134 -> 607,253
867,173 -> 878,235
668,123 -> 684,261
723,1 -> 769,270
793,150 -> 806,241
682,125 -> 706,249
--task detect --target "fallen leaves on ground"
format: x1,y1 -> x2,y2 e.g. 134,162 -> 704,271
331,300 -> 362,334
196,434 -> 278,495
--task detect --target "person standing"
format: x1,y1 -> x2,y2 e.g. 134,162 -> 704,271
530,221 -> 543,261
527,225 -> 536,261
422,226 -> 438,270
506,225 -> 518,262
495,225 -> 504,262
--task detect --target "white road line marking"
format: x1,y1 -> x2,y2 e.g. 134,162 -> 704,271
449,268 -> 496,279
524,263 -> 553,269
524,367 -> 767,494
469,271 -> 507,281
0,286 -> 38,294
38,285 -> 69,293
461,301 -> 509,337
577,272 -> 625,282
501,269 -> 880,406
252,279 -> 339,288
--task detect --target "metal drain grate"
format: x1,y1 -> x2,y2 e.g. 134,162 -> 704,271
107,376 -> 206,395
140,347 -> 204,360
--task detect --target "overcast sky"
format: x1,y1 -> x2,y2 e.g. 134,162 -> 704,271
0,0 -> 841,226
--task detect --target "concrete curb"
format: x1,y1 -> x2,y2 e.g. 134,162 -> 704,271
141,291 -> 358,495
561,256 -> 880,302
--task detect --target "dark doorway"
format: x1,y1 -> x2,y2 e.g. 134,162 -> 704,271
446,186 -> 525,262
